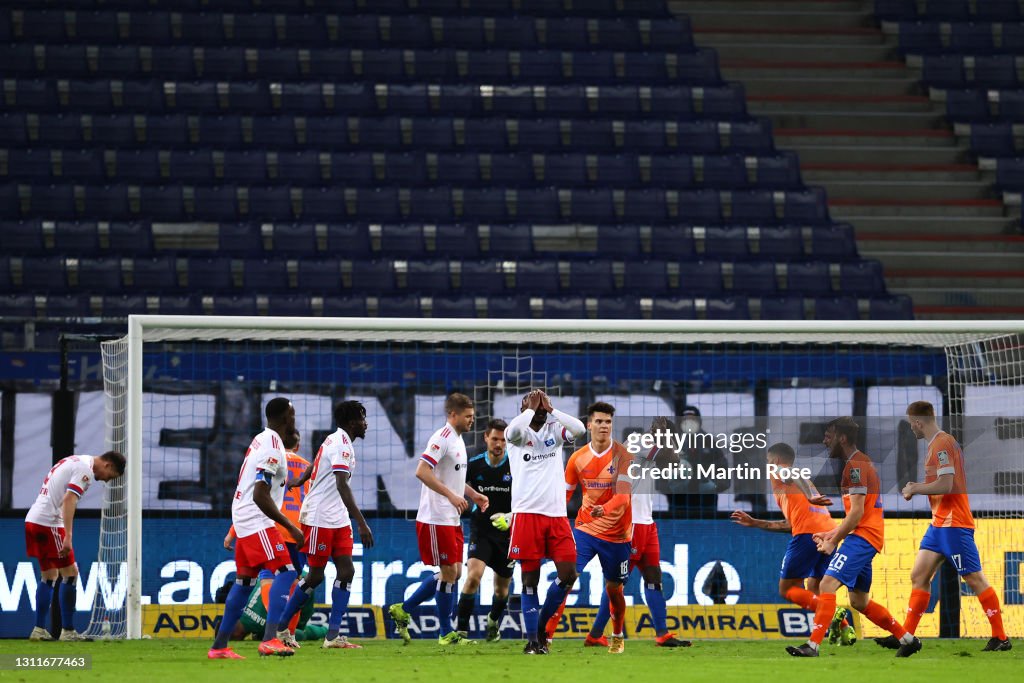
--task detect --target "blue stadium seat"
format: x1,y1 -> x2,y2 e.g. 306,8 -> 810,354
0,294 -> 35,317
974,56 -> 1018,88
28,185 -> 77,220
929,0 -> 972,21
564,120 -> 616,152
0,257 -> 11,293
407,49 -> 459,82
839,260 -> 886,294
141,186 -> 187,221
651,297 -> 695,319
299,187 -> 344,221
41,294 -> 91,318
0,114 -> 29,145
54,223 -> 101,255
486,295 -> 531,318
732,262 -> 777,293
187,257 -> 234,293
296,259 -> 342,291
59,150 -> 104,183
385,153 -> 429,186
487,222 -> 533,257
541,296 -> 586,319
224,151 -> 271,184
271,223 -> 317,256
349,188 -> 401,222
595,155 -> 641,187
571,52 -> 615,82
378,296 -> 422,318
596,225 -> 642,260
921,55 -> 965,87
567,259 -> 614,295
437,153 -> 483,185
156,295 -> 201,315
199,47 -> 247,80
869,295 -> 914,320
570,189 -> 614,223
996,90 -> 1024,120
757,226 -> 804,260
22,257 -> 69,293
681,260 -> 722,294
675,190 -> 721,223
411,118 -> 456,149
650,225 -> 695,260
435,225 -> 480,258
7,80 -> 57,109
242,259 -> 290,293
516,260 -> 559,293
490,154 -> 535,186
1,45 -> 38,76
595,296 -> 642,319
149,46 -> 196,79
168,150 -> 215,184
432,295 -> 479,318
466,50 -> 511,82
218,223 -> 263,256
946,89 -> 990,121
754,152 -> 802,188
706,297 -> 749,320
110,222 -> 154,254
278,151 -> 324,185
704,226 -> 749,260
350,259 -> 396,293
112,150 -> 161,184
810,224 -> 858,260
725,120 -> 776,153
7,150 -> 53,182
210,295 -> 259,317
510,119 -> 559,151
491,17 -> 538,49
460,259 -> 506,294
516,188 -> 559,222
0,221 -> 45,254
787,262 -> 832,294
281,15 -> 331,45
623,260 -> 669,294
759,296 -> 805,320
815,297 -> 859,320
255,48 -> 303,80
130,256 -> 179,292
126,12 -> 174,44
144,114 -> 190,147
650,155 -> 695,187
950,22 -> 995,54
100,295 -> 147,318
996,158 -> 1024,189
875,0 -> 921,19
0,185 -> 17,219
784,189 -> 829,224
266,294 -> 314,317
409,188 -> 456,222
975,1 -> 1022,20
407,260 -> 451,293
324,224 -> 371,257
306,49 -> 354,80
897,22 -> 944,54
323,296 -> 368,317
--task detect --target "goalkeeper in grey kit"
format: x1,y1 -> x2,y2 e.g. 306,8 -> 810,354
456,419 -> 514,642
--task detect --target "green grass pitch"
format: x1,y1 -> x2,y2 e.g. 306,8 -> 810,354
0,638 -> 1018,682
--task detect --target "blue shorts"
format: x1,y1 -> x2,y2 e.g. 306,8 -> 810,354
780,533 -> 831,580
573,528 -> 631,583
824,534 -> 876,593
920,526 -> 982,575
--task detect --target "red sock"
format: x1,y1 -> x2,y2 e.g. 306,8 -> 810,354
978,587 -> 1007,640
607,584 -> 626,636
862,601 -> 907,639
902,589 -> 930,635
784,586 -> 817,611
809,592 -> 835,645
545,599 -> 566,640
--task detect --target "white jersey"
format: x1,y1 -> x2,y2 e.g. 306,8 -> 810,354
232,427 -> 288,537
299,428 -> 356,529
506,411 -> 579,517
25,455 -> 95,527
630,447 -> 658,525
416,423 -> 468,526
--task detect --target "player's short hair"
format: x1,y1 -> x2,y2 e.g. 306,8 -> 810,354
265,397 -> 292,422
767,442 -> 796,464
827,416 -> 859,444
485,418 -> 508,434
100,450 -> 126,475
282,429 -> 300,451
334,400 -> 366,427
907,401 -> 936,420
586,401 -> 615,418
445,392 -> 474,414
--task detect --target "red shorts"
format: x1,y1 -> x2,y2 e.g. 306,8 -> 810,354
25,522 -> 75,571
301,524 -> 354,567
234,527 -> 292,576
508,513 -> 577,564
416,522 -> 464,566
630,522 -> 661,571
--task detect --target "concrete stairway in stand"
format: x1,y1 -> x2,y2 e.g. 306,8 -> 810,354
669,0 -> 1024,319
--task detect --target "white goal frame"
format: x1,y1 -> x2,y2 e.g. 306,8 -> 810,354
121,316 -> 1024,638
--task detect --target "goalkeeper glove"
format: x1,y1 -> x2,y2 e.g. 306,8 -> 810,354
490,513 -> 511,532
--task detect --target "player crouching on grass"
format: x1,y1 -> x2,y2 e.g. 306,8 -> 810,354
26,451 -> 125,641
787,418 -> 920,659
732,442 -> 856,647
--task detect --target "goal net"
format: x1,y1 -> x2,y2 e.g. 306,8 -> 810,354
90,318 -> 1024,642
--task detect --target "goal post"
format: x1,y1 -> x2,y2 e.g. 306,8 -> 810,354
98,317 -> 1024,640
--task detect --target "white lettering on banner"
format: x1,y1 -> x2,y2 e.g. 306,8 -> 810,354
781,610 -> 814,636
158,561 -> 203,604
143,393 -> 215,511
0,563 -> 37,611
373,560 -> 404,608
692,560 -> 741,606
79,562 -> 128,610
664,544 -> 689,606
209,560 -> 235,602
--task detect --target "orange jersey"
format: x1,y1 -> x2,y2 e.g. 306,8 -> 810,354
565,441 -> 633,543
770,476 -> 834,536
925,431 -> 974,529
275,451 -> 309,540
841,451 -> 884,552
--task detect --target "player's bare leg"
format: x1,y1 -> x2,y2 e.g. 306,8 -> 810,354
642,565 -> 690,648
961,570 -> 1011,651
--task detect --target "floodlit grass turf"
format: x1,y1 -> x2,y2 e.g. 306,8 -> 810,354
0,638 -> 1018,682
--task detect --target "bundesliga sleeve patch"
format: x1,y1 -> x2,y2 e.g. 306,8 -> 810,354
937,450 -> 950,466
849,467 -> 861,484
262,456 -> 281,474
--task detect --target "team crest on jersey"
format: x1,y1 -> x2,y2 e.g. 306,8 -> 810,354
937,450 -> 950,466
503,474 -> 512,482
850,468 -> 861,484
511,546 -> 520,554
607,465 -> 616,475
440,552 -> 448,560
317,543 -> 327,551
544,438 -> 555,447
275,543 -> 285,551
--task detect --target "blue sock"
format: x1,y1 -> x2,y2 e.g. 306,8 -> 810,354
212,579 -> 254,650
35,579 -> 55,629
522,586 -> 540,643
262,569 -> 297,641
644,582 -> 669,636
402,573 -> 438,612
278,579 -> 314,629
590,590 -> 611,638
537,579 -> 572,641
58,577 -> 77,631
436,581 -> 456,637
327,580 -> 351,640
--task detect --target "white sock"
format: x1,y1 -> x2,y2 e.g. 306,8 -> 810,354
899,632 -> 914,645
613,632 -> 623,638
807,640 -> 819,651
